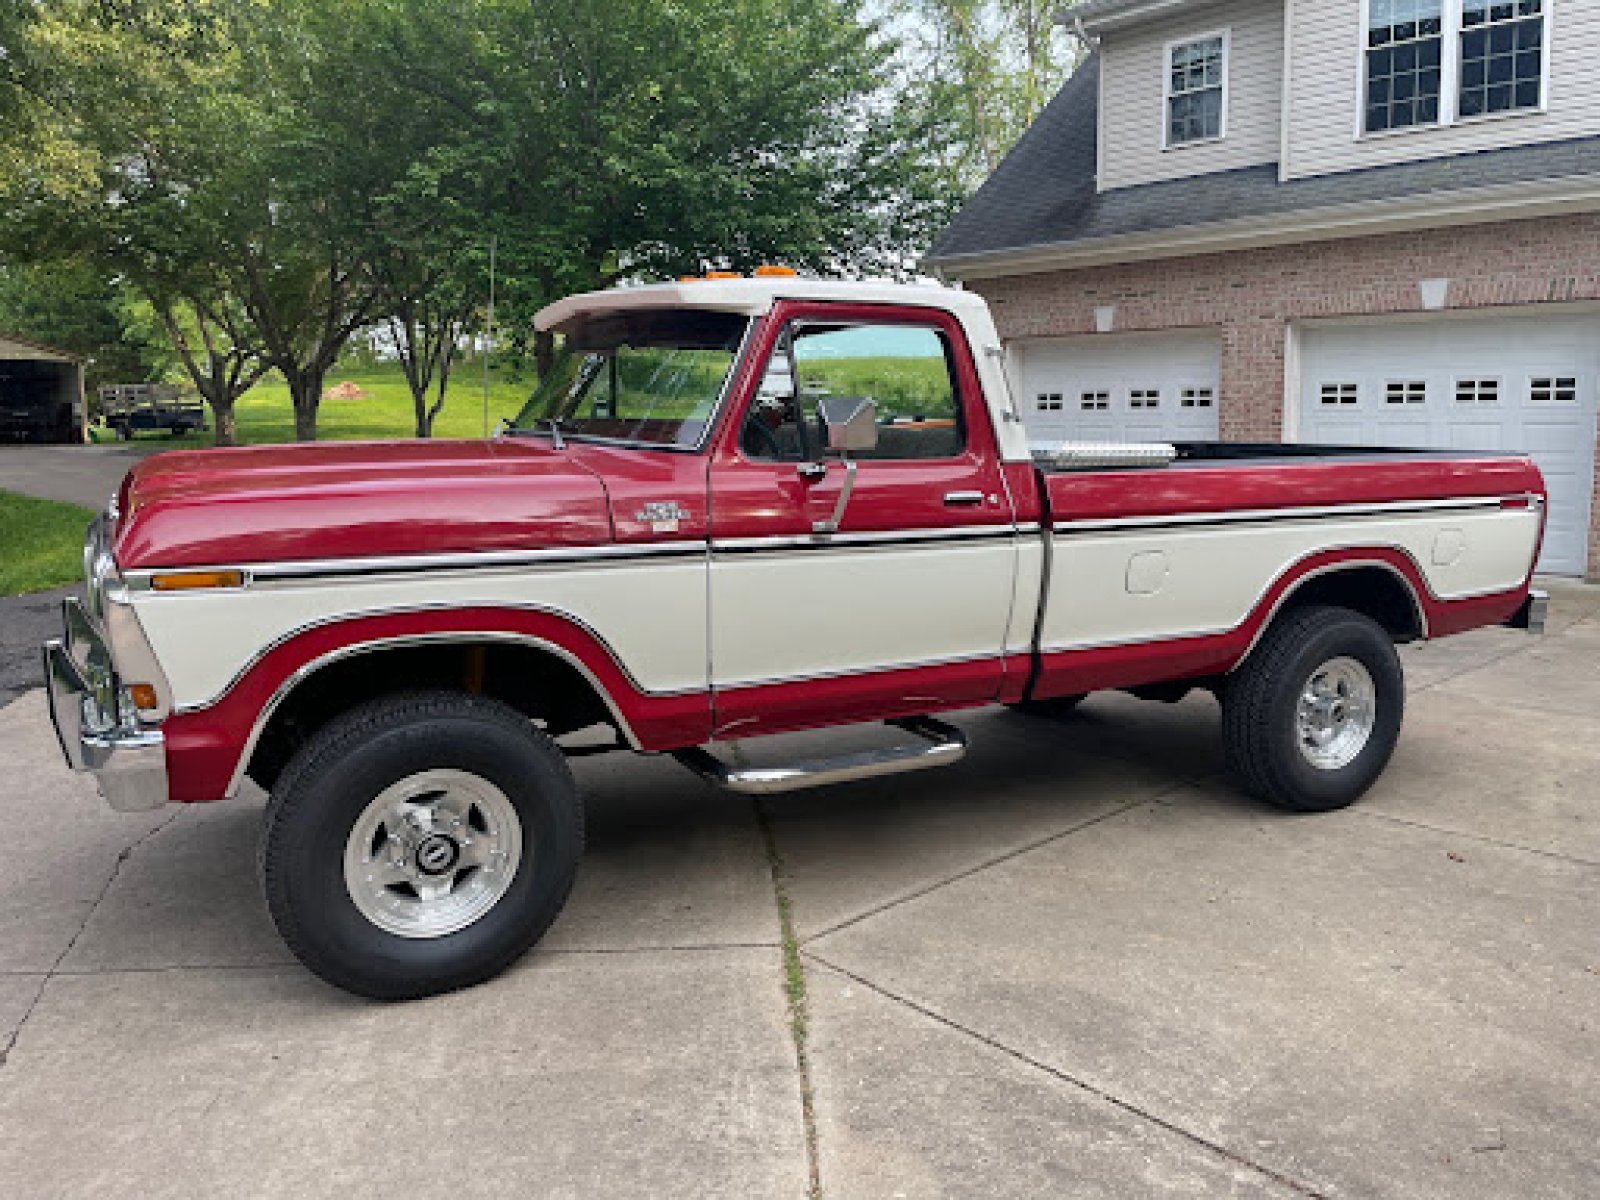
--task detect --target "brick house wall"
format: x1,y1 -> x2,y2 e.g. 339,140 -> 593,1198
970,212 -> 1600,577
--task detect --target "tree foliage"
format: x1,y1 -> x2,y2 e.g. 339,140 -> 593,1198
0,0 -> 1072,442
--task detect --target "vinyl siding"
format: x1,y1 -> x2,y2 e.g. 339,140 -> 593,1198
1098,0 -> 1285,192
1285,0 -> 1600,179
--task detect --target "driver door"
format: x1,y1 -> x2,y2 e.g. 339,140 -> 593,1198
707,302 -> 1019,739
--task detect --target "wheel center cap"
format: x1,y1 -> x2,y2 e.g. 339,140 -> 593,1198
415,834 -> 460,876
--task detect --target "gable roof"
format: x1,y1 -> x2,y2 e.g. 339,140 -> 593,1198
0,332 -> 80,363
927,55 -> 1600,278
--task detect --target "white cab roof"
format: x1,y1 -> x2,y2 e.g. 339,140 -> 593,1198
534,277 -> 989,334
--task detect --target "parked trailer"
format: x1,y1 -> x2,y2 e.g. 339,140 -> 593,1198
99,385 -> 207,439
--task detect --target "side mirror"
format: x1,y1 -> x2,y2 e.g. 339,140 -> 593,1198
818,396 -> 878,455
810,396 -> 876,535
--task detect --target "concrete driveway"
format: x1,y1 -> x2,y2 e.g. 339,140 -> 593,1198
0,443 -> 162,511
1,583 -> 1596,1198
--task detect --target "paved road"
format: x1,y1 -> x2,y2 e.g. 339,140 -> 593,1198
0,443 -> 161,510
1,584 -> 1598,1197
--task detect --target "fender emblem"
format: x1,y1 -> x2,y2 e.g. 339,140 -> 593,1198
636,500 -> 689,533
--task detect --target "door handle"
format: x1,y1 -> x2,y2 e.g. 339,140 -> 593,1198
943,491 -> 985,507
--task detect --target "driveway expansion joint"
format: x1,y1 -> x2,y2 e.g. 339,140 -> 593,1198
806,954 -> 1330,1200
0,810 -> 178,1069
1357,809 -> 1600,868
754,797 -> 824,1200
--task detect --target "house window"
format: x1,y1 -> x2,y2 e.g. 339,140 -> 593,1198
1455,377 -> 1500,405
1036,392 -> 1064,412
1386,380 -> 1427,404
1166,34 -> 1227,146
1363,0 -> 1548,134
1180,386 -> 1215,408
1080,391 -> 1110,411
1365,0 -> 1444,132
1459,0 -> 1545,118
1530,376 -> 1577,404
1130,388 -> 1162,409
1320,382 -> 1360,405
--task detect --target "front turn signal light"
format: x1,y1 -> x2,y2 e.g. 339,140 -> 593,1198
127,683 -> 160,711
150,569 -> 246,592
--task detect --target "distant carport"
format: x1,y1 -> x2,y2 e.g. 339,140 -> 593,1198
0,334 -> 86,445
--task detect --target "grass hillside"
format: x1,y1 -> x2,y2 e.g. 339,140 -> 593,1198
93,362 -> 536,447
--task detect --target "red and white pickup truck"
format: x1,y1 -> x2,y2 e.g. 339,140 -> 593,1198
45,276 -> 1549,998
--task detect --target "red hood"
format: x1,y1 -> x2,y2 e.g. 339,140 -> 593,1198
114,440 -> 615,569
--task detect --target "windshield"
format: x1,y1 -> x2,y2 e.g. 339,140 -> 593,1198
511,308 -> 749,449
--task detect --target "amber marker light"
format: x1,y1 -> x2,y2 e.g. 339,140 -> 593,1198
753,265 -> 798,277
128,683 -> 160,711
703,270 -> 741,280
149,569 -> 246,592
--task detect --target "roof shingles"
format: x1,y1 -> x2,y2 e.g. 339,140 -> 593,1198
929,55 -> 1600,265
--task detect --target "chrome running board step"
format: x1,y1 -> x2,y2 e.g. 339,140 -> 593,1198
673,716 -> 968,796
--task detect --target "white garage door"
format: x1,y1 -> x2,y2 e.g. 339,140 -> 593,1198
1015,332 -> 1222,446
1298,312 -> 1599,576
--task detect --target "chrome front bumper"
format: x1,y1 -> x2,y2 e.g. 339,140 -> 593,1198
43,598 -> 169,813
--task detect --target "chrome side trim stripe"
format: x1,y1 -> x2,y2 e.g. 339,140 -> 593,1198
712,525 -> 1020,555
1053,495 -> 1519,536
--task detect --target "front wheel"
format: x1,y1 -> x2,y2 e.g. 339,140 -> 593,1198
1222,605 -> 1404,812
260,690 -> 583,1000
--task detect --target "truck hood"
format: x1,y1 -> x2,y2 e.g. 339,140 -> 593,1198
113,440 -> 615,569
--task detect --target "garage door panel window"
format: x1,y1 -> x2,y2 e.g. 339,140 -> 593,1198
1530,376 -> 1578,405
1320,382 -> 1360,406
1180,386 -> 1214,409
1455,378 -> 1501,405
1036,393 -> 1065,412
1130,389 -> 1162,409
1385,380 -> 1427,405
1080,391 -> 1110,411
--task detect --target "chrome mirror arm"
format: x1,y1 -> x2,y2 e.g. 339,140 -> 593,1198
813,456 -> 857,535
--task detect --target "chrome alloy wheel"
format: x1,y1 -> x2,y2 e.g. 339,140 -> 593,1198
1295,656 -> 1377,771
343,769 -> 523,939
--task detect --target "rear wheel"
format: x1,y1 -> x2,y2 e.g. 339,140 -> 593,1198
260,690 -> 582,1000
1223,605 -> 1403,812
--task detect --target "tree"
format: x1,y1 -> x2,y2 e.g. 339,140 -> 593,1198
893,0 -> 1081,188
0,262 -> 167,390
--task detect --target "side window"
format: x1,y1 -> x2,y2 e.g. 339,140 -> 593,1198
739,322 -> 965,462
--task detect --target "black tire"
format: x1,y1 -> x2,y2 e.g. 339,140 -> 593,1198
1006,693 -> 1087,718
1223,605 -> 1403,812
259,690 -> 582,1000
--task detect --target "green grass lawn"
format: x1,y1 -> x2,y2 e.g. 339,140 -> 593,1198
90,361 -> 537,448
0,491 -> 96,597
